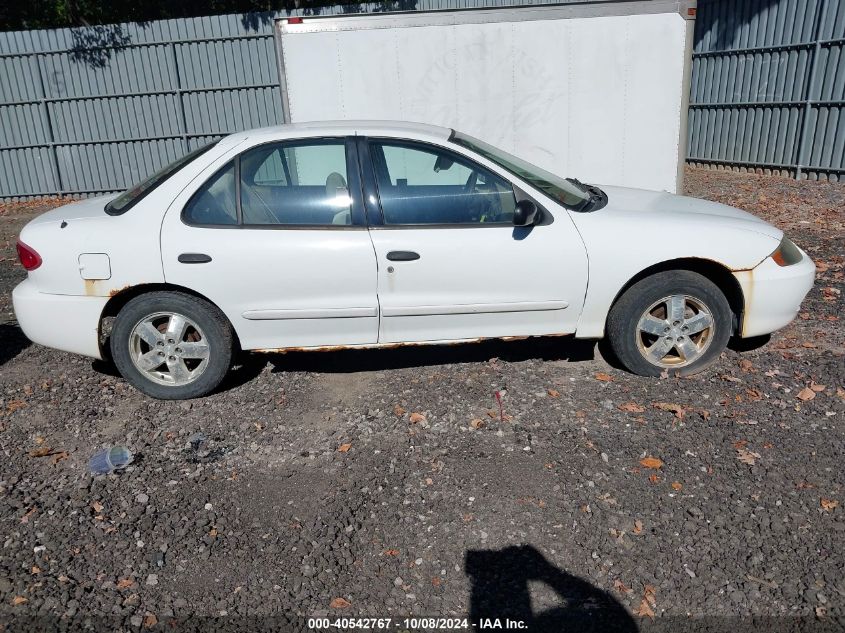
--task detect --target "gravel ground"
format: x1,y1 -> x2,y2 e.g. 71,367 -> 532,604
0,168 -> 843,632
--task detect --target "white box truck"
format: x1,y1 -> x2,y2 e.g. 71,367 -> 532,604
273,0 -> 696,193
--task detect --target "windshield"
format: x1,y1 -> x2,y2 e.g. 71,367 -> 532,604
105,141 -> 218,215
449,131 -> 591,210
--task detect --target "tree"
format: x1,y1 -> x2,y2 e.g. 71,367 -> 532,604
0,0 -> 352,31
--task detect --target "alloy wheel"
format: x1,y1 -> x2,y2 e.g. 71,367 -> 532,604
128,311 -> 210,386
635,294 -> 715,368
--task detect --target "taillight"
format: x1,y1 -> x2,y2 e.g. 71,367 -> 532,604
16,240 -> 42,271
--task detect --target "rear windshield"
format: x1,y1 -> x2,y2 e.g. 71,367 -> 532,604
105,141 -> 218,215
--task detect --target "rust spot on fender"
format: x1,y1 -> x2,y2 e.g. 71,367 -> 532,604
83,281 -> 131,298
83,279 -> 99,297
732,268 -> 755,336
108,284 -> 131,297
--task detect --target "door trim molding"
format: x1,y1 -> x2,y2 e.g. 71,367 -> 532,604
243,307 -> 378,320
381,300 -> 568,317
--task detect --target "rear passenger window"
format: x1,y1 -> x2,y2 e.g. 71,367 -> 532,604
182,161 -> 238,225
240,141 -> 351,225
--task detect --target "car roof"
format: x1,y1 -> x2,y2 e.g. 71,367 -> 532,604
225,120 -> 452,143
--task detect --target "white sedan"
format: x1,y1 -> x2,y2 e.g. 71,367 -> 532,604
13,121 -> 815,399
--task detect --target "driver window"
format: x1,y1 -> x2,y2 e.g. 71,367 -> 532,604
372,141 -> 516,225
382,145 -> 472,185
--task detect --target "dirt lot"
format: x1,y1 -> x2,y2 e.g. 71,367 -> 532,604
0,168 -> 843,632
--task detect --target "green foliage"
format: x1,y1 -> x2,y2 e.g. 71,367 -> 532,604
0,0 -> 362,31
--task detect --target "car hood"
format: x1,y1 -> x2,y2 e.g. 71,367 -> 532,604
26,194 -> 120,227
596,185 -> 783,240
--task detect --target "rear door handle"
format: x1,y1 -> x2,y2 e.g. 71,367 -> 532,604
386,251 -> 420,261
178,253 -> 212,264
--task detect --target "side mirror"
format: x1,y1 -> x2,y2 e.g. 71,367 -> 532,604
512,199 -> 538,226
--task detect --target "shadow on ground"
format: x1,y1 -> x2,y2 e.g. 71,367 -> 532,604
263,335 -> 598,373
0,323 -> 30,366
88,335 -> 613,395
91,331 -> 775,394
215,335 -> 607,394
728,334 -> 771,353
210,336 -> 601,393
466,545 -> 638,633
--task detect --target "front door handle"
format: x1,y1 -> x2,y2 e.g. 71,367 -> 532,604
178,253 -> 212,264
386,251 -> 420,261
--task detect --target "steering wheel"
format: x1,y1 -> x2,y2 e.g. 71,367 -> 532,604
461,171 -> 506,222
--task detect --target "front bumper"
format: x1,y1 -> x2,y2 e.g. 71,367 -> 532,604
734,247 -> 816,338
12,279 -> 107,359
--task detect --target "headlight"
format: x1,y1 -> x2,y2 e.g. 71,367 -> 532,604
771,237 -> 803,267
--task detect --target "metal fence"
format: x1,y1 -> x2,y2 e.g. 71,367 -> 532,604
0,15 -> 285,199
688,0 -> 845,180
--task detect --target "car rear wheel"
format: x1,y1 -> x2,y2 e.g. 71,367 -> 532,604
606,271 -> 732,377
110,291 -> 233,399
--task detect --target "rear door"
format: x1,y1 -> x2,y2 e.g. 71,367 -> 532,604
160,137 -> 379,350
360,137 -> 589,344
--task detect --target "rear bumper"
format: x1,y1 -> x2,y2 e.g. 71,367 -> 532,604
12,279 -> 107,360
734,248 -> 816,338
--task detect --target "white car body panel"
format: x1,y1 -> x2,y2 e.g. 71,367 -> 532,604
11,121 -> 815,366
15,132 -> 249,299
12,279 -> 107,359
159,223 -> 380,350
569,185 -> 787,338
18,195 -> 160,297
734,247 -> 816,337
369,221 -> 587,343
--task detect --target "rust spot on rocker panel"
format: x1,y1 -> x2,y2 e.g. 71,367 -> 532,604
253,332 -> 570,354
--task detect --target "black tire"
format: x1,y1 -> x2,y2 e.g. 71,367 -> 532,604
606,271 -> 733,377
110,291 -> 233,399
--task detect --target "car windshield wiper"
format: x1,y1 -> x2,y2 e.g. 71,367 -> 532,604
566,178 -> 608,212
565,177 -> 589,191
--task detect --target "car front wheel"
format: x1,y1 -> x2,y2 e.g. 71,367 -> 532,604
110,291 -> 233,399
606,271 -> 733,377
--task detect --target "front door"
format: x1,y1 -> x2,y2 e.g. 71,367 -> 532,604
361,138 -> 588,344
161,138 -> 379,350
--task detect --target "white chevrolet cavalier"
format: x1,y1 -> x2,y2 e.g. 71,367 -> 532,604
13,122 -> 815,399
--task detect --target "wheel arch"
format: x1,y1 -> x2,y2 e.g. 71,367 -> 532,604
605,258 -> 744,335
98,283 -> 242,355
